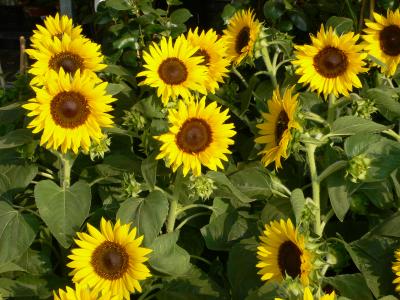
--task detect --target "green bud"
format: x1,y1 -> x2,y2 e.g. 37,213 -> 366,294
121,173 -> 142,199
346,154 -> 371,182
122,110 -> 146,131
89,134 -> 111,161
188,175 -> 216,200
352,98 -> 377,119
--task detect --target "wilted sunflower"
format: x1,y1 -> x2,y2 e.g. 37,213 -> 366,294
255,87 -> 301,169
392,248 -> 400,292
275,287 -> 335,300
30,13 -> 83,49
67,218 -> 152,300
187,28 -> 230,93
26,34 -> 105,86
53,283 -> 118,300
256,219 -> 313,286
363,9 -> 400,76
222,9 -> 262,65
293,25 -> 367,97
155,98 -> 236,176
138,36 -> 208,106
23,69 -> 115,153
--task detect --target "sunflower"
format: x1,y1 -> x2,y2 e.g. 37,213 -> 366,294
30,13 -> 83,49
187,28 -> 230,93
363,9 -> 400,76
67,218 -> 152,300
53,283 -> 118,300
256,219 -> 313,286
275,287 -> 336,300
255,87 -> 301,169
155,97 -> 236,176
138,36 -> 208,106
23,69 -> 115,153
293,25 -> 367,97
222,9 -> 262,65
392,247 -> 400,292
26,34 -> 105,86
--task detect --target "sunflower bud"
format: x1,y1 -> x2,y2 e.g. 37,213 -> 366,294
188,175 -> 216,200
121,173 -> 142,199
89,134 -> 111,161
346,154 -> 371,182
122,110 -> 146,131
352,98 -> 377,119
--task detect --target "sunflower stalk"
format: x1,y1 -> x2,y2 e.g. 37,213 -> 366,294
59,152 -> 75,189
327,93 -> 337,124
260,47 -> 278,89
166,171 -> 183,233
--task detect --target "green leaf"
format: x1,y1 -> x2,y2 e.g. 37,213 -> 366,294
229,167 -> 272,199
156,265 -> 229,300
326,169 -> 349,221
141,152 -> 158,190
117,190 -> 168,245
227,239 -> 261,300
288,10 -> 308,31
170,8 -> 192,24
263,0 -> 285,21
0,102 -> 23,125
0,164 -> 37,199
0,129 -> 33,149
16,249 -> 51,276
0,275 -> 50,298
290,189 -> 305,225
323,273 -> 373,300
0,262 -> 25,274
245,283 -> 280,300
105,0 -> 131,10
103,64 -> 131,76
367,88 -> 400,121
106,83 -> 125,95
326,16 -> 354,34
369,211 -> 400,238
359,181 -> 393,209
34,180 -> 91,248
149,231 -> 190,276
331,116 -> 387,136
261,196 -> 293,224
166,0 -> 182,5
221,4 -> 236,22
0,202 -> 39,264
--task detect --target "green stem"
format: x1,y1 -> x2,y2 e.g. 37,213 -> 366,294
232,66 -> 249,88
383,129 -> 400,142
261,47 -> 278,89
137,284 -> 163,300
305,143 -> 322,236
175,212 -> 210,230
369,0 -> 375,19
320,209 -> 335,233
303,112 -> 329,126
190,255 -> 212,266
59,153 -> 73,189
317,160 -> 348,183
37,171 -> 55,180
166,197 -> 178,233
358,0 -> 367,33
327,93 -> 337,124
176,204 -> 216,216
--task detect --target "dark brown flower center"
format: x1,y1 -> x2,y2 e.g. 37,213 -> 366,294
91,241 -> 129,280
278,240 -> 302,278
158,57 -> 188,85
313,47 -> 348,78
49,51 -> 83,74
379,25 -> 400,56
176,118 -> 212,153
50,91 -> 89,128
275,110 -> 289,143
194,49 -> 211,65
235,26 -> 250,54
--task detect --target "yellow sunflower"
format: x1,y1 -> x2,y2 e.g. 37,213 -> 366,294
155,97 -> 236,176
187,28 -> 230,93
67,218 -> 152,300
392,247 -> 400,292
53,283 -> 118,300
255,87 -> 301,169
222,9 -> 262,65
30,13 -> 83,49
293,25 -> 367,97
275,287 -> 335,300
23,69 -> 115,154
138,36 -> 208,106
26,34 -> 105,86
256,219 -> 313,286
363,9 -> 400,76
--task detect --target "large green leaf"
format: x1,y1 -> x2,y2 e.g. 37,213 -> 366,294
0,202 -> 39,264
0,275 -> 50,298
326,169 -> 350,221
0,129 -> 33,149
324,273 -> 374,300
170,8 -> 192,24
149,231 -> 190,276
117,190 -> 168,245
105,0 -> 131,10
261,196 -> 293,224
245,283 -> 280,300
34,180 -> 91,248
290,188 -> 305,225
367,88 -> 400,121
326,16 -> 354,34
331,116 -> 387,136
229,167 -> 272,199
141,152 -> 158,190
0,164 -> 37,199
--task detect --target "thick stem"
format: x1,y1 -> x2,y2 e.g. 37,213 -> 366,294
306,143 -> 322,236
261,47 -> 278,89
327,93 -> 337,124
166,197 -> 178,233
60,153 -> 72,189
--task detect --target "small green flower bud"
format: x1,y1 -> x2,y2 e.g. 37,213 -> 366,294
352,98 -> 377,119
346,154 -> 371,182
188,175 -> 216,200
122,110 -> 146,130
121,173 -> 142,199
89,134 -> 111,161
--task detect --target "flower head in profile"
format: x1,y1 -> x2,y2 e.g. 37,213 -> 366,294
23,69 -> 115,153
255,87 -> 301,169
256,219 -> 313,286
222,9 -> 262,65
293,25 -> 367,97
155,97 -> 235,176
138,36 -> 208,106
187,28 -> 230,93
67,218 -> 152,300
363,9 -> 400,76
